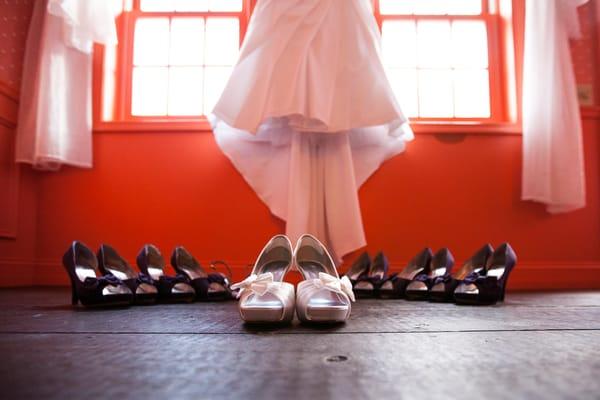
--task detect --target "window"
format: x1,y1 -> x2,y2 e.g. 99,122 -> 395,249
98,0 -> 516,130
101,0 -> 249,121
375,0 -> 509,122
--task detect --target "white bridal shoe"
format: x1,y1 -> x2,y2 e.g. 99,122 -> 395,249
294,234 -> 355,323
231,235 -> 295,323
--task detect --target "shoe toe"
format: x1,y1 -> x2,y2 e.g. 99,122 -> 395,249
102,284 -> 132,296
431,283 -> 445,292
354,281 -> 373,290
172,282 -> 194,294
455,283 -> 479,295
406,281 -> 428,292
136,283 -> 157,295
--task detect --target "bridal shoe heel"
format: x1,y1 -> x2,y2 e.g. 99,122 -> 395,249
171,246 -> 233,301
97,244 -> 158,305
137,244 -> 196,303
405,248 -> 454,301
294,234 -> 355,323
454,243 -> 517,305
429,244 -> 493,302
63,241 -> 133,307
231,235 -> 295,323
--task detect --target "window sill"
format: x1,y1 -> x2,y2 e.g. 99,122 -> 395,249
93,119 -> 213,133
93,107 -> 599,135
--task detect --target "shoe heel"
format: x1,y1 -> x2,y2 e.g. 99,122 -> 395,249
71,281 -> 79,305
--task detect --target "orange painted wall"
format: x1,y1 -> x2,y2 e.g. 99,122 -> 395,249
2,0 -> 600,291
0,0 -> 36,286
31,116 -> 600,290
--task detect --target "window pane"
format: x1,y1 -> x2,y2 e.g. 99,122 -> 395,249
203,66 -> 232,115
418,69 -> 453,117
132,67 -> 169,115
447,0 -> 482,15
134,18 -> 170,66
208,0 -> 242,11
382,21 -> 417,68
204,18 -> 239,65
414,0 -> 449,15
140,0 -> 175,12
174,0 -> 208,11
386,68 -> 419,118
452,21 -> 488,68
170,18 -> 204,65
168,67 -> 204,115
417,21 -> 452,68
454,69 -> 490,117
379,0 -> 482,15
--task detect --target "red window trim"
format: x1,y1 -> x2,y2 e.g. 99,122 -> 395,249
92,0 -> 598,135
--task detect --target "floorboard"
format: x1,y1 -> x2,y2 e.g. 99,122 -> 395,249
0,288 -> 598,400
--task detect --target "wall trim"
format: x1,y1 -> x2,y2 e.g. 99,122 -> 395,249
7,259 -> 600,290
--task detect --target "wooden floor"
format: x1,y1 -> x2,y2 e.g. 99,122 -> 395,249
0,288 -> 599,400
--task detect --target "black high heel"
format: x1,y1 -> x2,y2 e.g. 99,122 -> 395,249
136,244 -> 196,303
97,244 -> 158,305
171,246 -> 233,301
454,243 -> 517,305
405,248 -> 454,301
392,247 -> 433,298
429,244 -> 493,302
353,251 -> 389,298
343,251 -> 371,287
62,241 -> 133,307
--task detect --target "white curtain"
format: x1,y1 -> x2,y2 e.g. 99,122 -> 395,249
15,0 -> 118,170
522,0 -> 589,213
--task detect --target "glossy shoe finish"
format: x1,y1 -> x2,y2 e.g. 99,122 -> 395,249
343,251 -> 371,287
136,244 -> 196,303
429,244 -> 493,302
454,243 -> 517,305
62,241 -> 133,307
405,248 -> 454,301
230,235 -> 295,323
392,247 -> 433,298
354,251 -> 390,298
294,234 -> 355,323
97,244 -> 158,305
171,246 -> 233,301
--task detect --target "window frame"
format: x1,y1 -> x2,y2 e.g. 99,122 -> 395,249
93,0 -> 523,134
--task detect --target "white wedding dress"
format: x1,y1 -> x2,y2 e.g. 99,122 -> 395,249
210,0 -> 413,262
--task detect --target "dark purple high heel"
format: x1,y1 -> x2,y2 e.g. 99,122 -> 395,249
392,248 -> 433,298
62,241 -> 133,307
454,243 -> 517,305
353,251 -> 389,298
343,251 -> 371,287
97,244 -> 158,305
405,248 -> 454,301
136,244 -> 196,303
429,244 -> 493,302
171,246 -> 233,301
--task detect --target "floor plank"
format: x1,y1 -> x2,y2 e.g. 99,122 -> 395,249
0,288 -> 599,400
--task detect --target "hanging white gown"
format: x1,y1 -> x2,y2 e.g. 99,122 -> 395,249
210,0 -> 413,262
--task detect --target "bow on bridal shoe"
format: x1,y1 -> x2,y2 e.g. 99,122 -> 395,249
294,234 -> 355,323
231,235 -> 295,323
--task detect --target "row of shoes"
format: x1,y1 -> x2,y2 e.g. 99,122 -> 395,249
231,234 -> 355,324
63,242 -> 234,306
343,243 -> 517,305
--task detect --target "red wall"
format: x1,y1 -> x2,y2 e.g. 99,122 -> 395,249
1,0 -> 600,290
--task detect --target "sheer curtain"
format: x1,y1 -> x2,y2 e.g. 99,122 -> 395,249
15,0 -> 118,170
522,0 -> 590,213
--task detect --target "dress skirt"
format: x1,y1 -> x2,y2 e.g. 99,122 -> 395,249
210,0 -> 413,262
